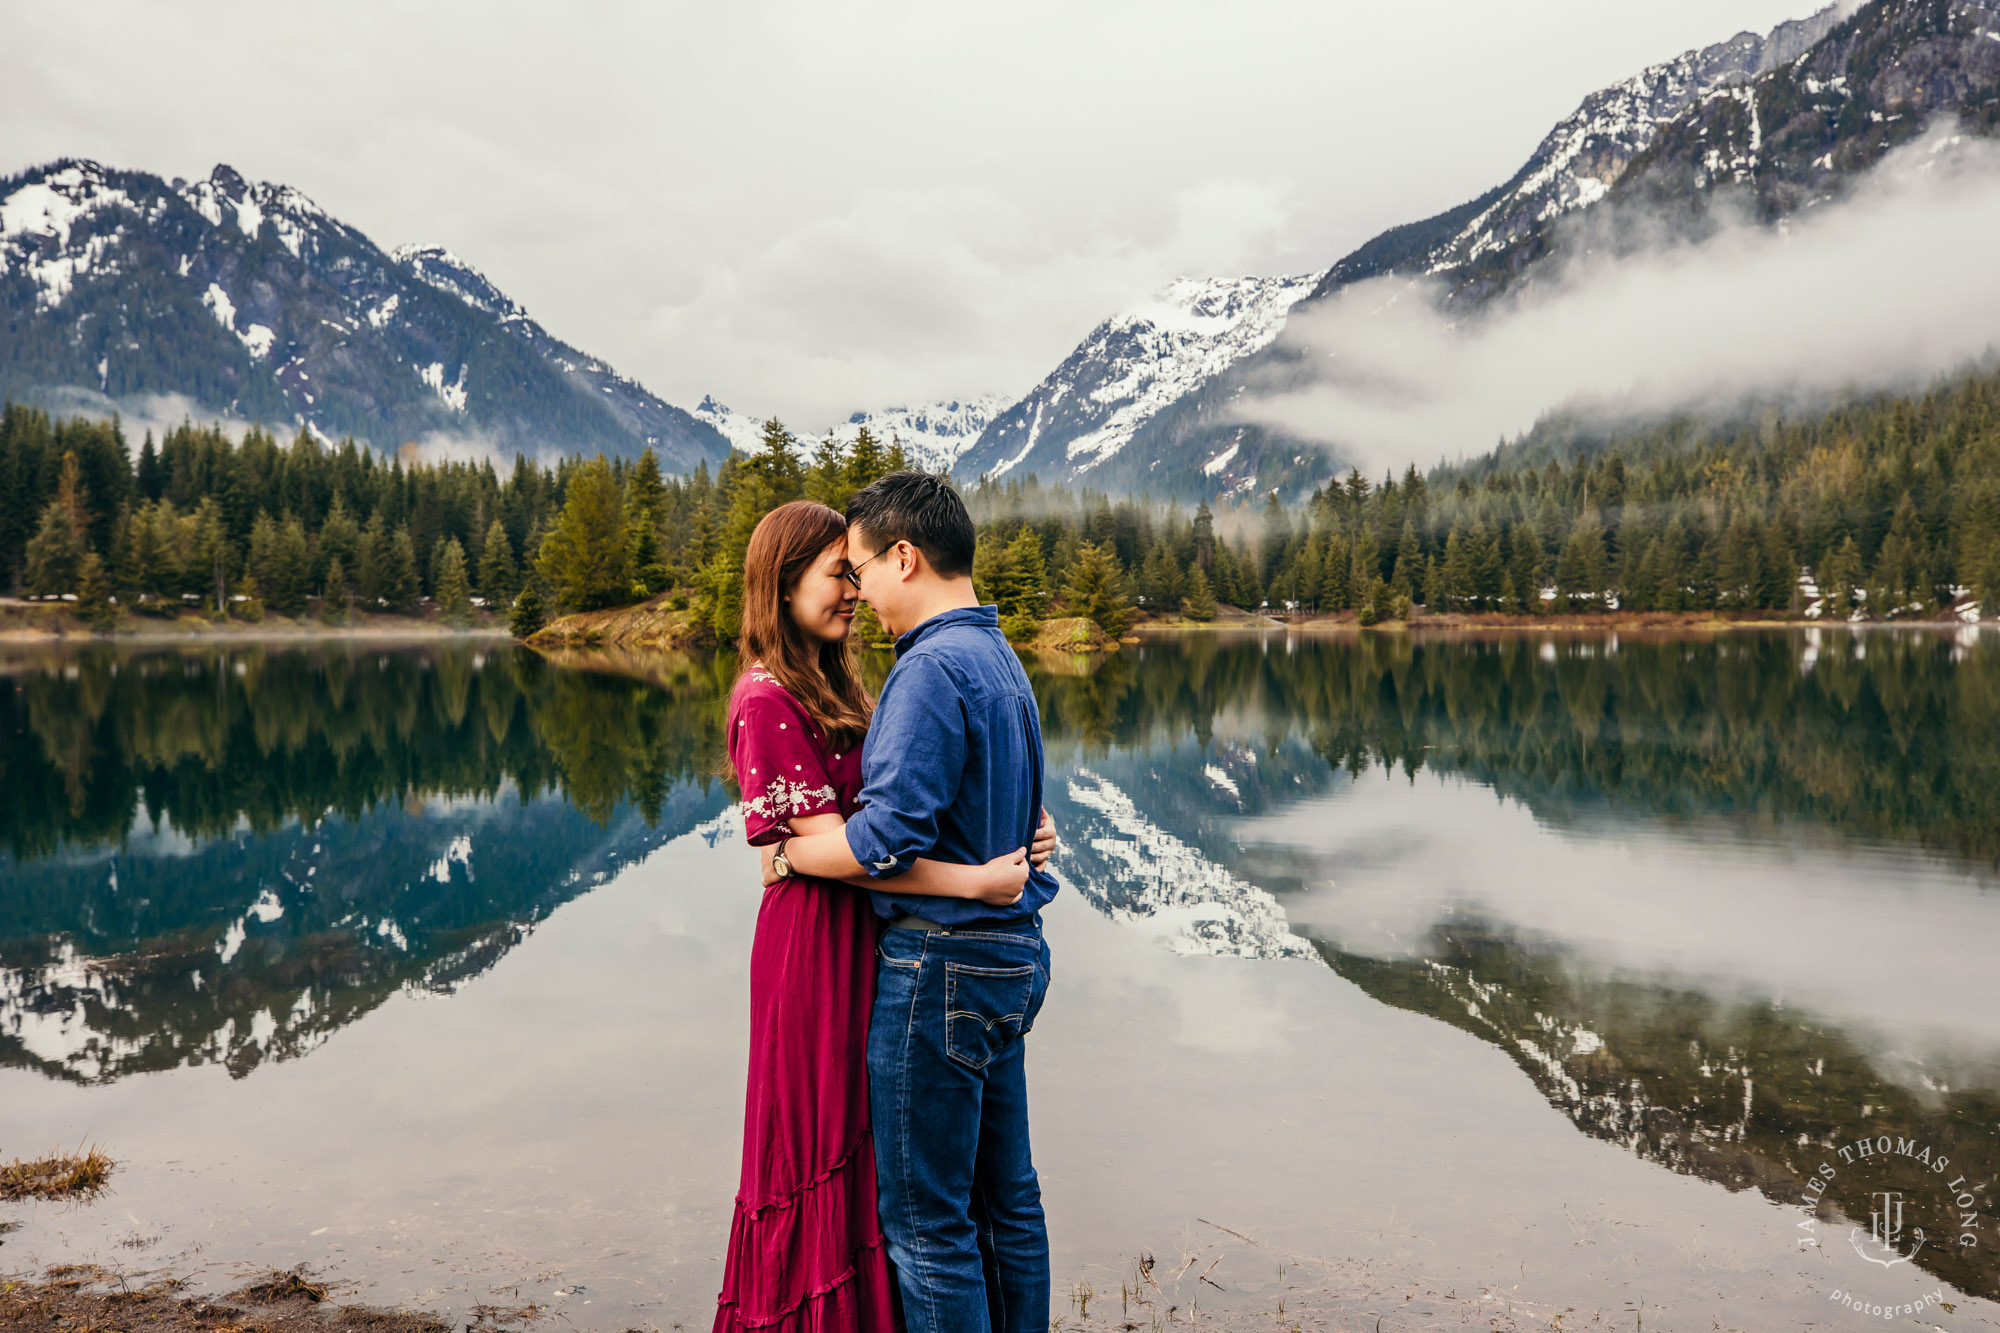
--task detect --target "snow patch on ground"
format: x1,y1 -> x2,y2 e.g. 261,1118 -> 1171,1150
202,282 -> 237,330
419,361 -> 470,413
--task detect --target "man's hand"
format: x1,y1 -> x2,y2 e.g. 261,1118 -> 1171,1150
973,848 -> 1030,907
759,842 -> 780,887
1030,807 -> 1059,868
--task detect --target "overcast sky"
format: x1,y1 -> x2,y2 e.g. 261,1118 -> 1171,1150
5,0 -> 1819,427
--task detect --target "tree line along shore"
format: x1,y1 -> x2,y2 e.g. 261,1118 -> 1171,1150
2,362 -> 1996,647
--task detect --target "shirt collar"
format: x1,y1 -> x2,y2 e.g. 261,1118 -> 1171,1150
893,604 -> 1000,655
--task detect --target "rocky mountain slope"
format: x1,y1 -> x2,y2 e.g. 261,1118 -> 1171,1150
0,161 -> 728,469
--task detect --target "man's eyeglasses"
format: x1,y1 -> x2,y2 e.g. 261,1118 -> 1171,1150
842,543 -> 895,590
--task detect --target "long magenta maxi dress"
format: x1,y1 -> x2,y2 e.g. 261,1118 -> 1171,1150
713,666 -> 896,1333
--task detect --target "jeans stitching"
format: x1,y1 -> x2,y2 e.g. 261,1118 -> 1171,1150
944,963 -> 1036,1071
900,931 -> 937,1331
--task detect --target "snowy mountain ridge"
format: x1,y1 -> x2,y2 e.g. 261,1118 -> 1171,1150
0,159 -> 728,468
1342,2 -> 1851,296
953,273 -> 1316,487
696,392 -> 1010,474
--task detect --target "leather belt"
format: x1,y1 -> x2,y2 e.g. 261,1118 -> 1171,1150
890,914 -> 947,932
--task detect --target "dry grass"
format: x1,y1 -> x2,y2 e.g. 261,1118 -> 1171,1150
0,1144 -> 115,1201
0,1269 -> 452,1333
233,1269 -> 331,1305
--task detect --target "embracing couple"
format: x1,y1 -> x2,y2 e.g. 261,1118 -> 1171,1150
712,472 -> 1061,1333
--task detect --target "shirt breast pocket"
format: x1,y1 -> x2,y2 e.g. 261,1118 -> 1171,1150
944,961 -> 1041,1070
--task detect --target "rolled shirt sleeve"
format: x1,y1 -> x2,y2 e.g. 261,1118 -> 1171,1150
843,654 -> 968,879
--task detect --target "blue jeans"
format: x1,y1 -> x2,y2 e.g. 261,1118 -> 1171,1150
870,921 -> 1052,1333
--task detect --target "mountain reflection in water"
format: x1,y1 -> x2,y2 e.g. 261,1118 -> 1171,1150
0,643 -> 736,1083
1025,627 -> 2000,1302
3,629 -> 1997,1303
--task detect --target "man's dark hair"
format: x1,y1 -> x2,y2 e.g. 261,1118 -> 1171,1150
845,471 -> 977,579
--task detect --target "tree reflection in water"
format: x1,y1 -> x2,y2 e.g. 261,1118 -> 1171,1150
3,629 -> 1996,1299
0,642 -> 738,1085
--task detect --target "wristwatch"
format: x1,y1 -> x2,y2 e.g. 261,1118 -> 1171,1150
771,837 -> 794,879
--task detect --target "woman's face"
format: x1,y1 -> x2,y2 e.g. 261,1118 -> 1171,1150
787,539 -> 859,643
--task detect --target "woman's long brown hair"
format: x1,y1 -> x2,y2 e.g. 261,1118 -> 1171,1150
740,501 -> 874,752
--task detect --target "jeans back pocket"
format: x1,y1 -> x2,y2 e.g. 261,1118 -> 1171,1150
943,962 -> 1038,1070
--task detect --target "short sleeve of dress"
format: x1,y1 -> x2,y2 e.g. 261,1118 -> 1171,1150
727,679 -> 840,847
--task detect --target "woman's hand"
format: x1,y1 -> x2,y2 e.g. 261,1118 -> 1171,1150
970,847 -> 1030,907
1030,807 -> 1059,868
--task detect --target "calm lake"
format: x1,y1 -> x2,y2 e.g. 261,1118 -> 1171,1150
2,629 -> 1997,1330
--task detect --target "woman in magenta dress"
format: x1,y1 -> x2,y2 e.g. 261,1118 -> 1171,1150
715,500 -> 1053,1333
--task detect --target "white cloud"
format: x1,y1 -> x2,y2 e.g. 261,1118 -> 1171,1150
1239,126 -> 2000,478
0,0 -> 1825,424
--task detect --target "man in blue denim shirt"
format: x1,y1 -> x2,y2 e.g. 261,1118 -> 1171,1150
768,471 -> 1057,1333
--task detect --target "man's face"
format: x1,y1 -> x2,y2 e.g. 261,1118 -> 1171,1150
845,525 -> 904,634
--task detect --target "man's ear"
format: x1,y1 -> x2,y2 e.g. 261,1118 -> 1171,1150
894,540 -> 924,583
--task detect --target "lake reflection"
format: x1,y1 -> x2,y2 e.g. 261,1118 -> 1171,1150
2,630 -> 1997,1327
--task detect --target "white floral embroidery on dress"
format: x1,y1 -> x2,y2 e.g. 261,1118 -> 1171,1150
743,775 -> 837,821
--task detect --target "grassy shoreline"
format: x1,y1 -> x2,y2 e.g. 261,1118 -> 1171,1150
0,599 -> 511,644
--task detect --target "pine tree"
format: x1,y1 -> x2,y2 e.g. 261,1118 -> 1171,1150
382,526 -> 421,612
1716,514 -> 1762,608
1870,493 -> 1930,615
626,447 -> 670,594
509,585 -> 547,638
1821,535 -> 1863,619
1470,522 -> 1505,609
23,451 -> 91,596
1139,538 -> 1186,613
246,511 -> 280,606
477,518 -> 518,602
1192,500 -> 1216,574
537,456 -> 632,611
356,512 -> 390,609
845,426 -> 888,493
435,536 -> 472,626
317,496 -> 361,587
1061,541 -> 1131,638
193,499 -> 228,614
806,433 -> 853,510
1391,520 -> 1423,595
998,527 -> 1051,620
1320,534 -> 1352,610
76,552 -> 114,631
272,515 -> 311,616
1556,505 -> 1610,610
749,419 -> 806,507
322,555 -> 351,623
1440,526 -> 1474,611
1182,562 -> 1217,621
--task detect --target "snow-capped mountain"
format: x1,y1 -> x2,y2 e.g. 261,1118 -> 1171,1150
983,0 -> 2000,501
1315,3 -> 1849,302
0,161 -> 728,468
953,274 -> 1315,489
696,392 -> 1010,473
